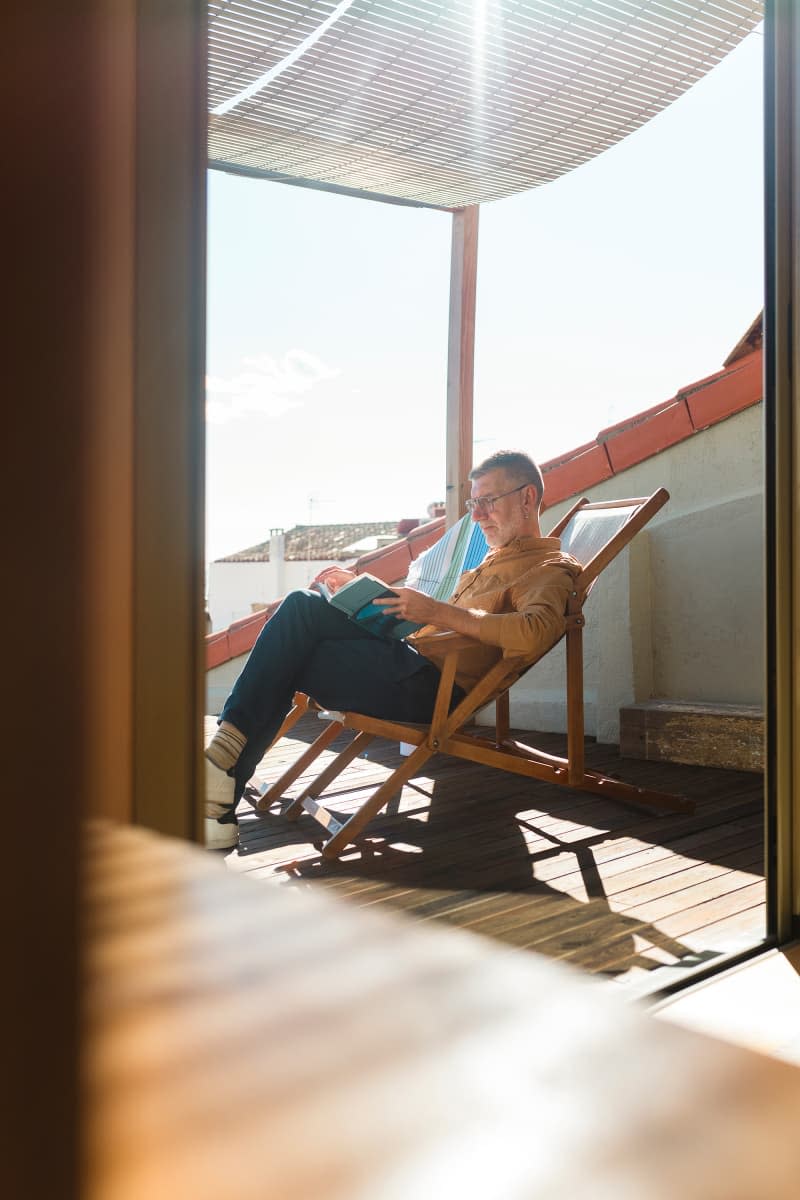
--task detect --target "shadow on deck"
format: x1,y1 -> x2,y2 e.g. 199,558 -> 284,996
218,714 -> 766,998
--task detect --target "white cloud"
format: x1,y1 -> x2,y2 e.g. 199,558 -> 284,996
206,349 -> 339,424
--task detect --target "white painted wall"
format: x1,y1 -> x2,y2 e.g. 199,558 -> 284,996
207,653 -> 247,717
498,403 -> 764,742
207,406 -> 764,741
207,558 -> 342,632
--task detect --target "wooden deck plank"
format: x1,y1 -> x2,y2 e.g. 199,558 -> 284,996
411,839 -> 764,938
579,893 -> 768,977
213,714 -> 767,993
244,814 -> 763,932
244,789 -> 760,883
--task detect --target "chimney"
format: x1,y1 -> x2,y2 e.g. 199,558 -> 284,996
270,527 -> 285,597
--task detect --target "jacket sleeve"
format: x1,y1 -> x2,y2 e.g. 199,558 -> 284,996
470,564 -> 577,658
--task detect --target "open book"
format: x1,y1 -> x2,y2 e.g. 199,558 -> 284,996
313,572 -> 422,641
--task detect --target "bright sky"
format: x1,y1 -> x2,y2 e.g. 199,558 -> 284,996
206,25 -> 763,564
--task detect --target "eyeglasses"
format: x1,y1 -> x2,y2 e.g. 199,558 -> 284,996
465,483 -> 528,515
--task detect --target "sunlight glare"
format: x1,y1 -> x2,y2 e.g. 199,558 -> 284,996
471,0 -> 488,150
211,0 -> 356,117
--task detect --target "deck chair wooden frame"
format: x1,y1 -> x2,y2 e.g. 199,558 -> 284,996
244,513 -> 490,771
256,488 -> 694,859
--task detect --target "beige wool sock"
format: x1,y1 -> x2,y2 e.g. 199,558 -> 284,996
206,721 -> 247,771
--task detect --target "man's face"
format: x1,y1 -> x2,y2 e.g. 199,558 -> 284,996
469,468 -> 530,548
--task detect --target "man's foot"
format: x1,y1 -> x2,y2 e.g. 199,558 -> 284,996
205,756 -> 238,850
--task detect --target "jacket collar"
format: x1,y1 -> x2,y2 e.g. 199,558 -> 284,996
486,534 -> 562,558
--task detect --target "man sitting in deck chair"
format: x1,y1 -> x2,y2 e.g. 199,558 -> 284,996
205,451 -> 581,848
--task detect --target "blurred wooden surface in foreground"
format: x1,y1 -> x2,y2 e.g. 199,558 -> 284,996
85,821 -> 800,1200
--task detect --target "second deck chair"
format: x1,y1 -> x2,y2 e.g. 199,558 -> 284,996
257,488 -> 693,859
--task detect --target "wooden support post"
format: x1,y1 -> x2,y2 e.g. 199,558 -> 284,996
446,205 -> 479,527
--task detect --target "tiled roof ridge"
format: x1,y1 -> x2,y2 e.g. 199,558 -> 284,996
216,520 -> 401,563
286,521 -> 398,534
538,347 -> 762,507
206,345 -> 762,669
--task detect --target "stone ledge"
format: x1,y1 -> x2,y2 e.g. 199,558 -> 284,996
620,700 -> 763,774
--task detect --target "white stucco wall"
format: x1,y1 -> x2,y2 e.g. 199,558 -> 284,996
207,653 -> 248,717
497,403 -> 764,742
207,558 -> 342,632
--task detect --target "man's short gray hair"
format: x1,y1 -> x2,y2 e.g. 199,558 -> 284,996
469,450 -> 544,507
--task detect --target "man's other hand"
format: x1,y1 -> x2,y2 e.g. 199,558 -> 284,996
312,567 -> 356,595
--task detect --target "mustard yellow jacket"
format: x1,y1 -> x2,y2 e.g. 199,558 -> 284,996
409,535 -> 582,691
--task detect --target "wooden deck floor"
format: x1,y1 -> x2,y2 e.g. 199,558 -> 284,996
218,714 -> 767,997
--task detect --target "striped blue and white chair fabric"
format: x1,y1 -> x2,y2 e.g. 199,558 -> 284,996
405,514 -> 488,599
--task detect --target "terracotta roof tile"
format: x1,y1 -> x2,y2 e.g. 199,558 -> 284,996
407,517 -> 446,559
599,398 -> 694,475
541,442 -> 613,509
723,311 -> 762,368
354,538 -> 413,584
681,350 -> 762,431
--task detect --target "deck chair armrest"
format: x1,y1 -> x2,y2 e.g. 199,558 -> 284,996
414,631 -> 482,654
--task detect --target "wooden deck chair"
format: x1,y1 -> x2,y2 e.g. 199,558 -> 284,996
257,488 -> 693,859
241,518 -> 488,773
251,515 -> 490,792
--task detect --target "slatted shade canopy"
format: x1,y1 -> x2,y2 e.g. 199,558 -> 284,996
208,0 -> 763,209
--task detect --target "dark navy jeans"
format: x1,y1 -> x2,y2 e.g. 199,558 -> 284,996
220,589 -> 462,802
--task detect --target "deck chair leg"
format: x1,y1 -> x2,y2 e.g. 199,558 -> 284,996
566,623 -> 585,786
495,691 -> 510,744
256,719 -> 342,811
321,743 -> 435,859
268,692 -> 311,745
580,771 -> 693,814
285,732 -> 375,819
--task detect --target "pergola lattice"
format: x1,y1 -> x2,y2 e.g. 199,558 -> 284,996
209,0 -> 762,208
207,0 -> 763,517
